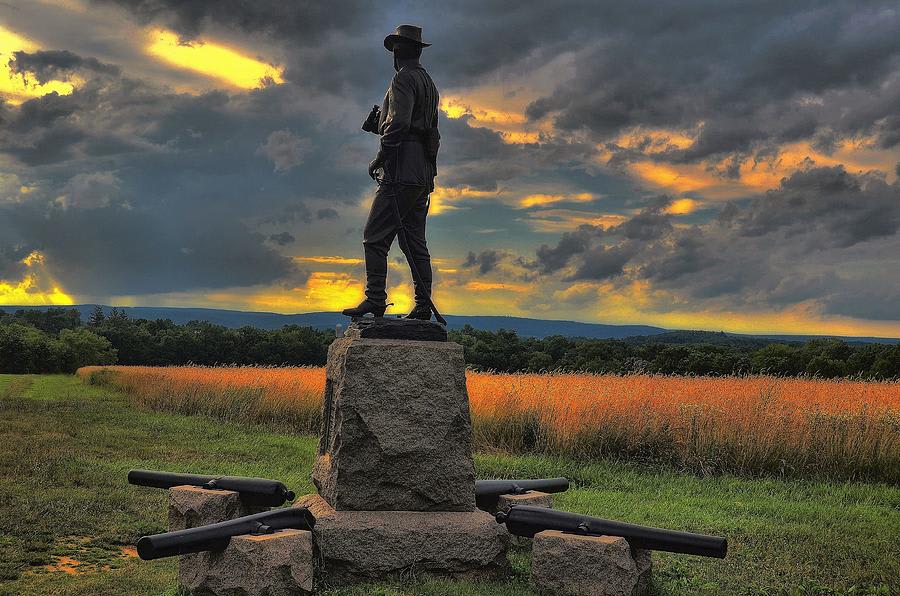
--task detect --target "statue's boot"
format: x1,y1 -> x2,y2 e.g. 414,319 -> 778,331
404,304 -> 432,321
404,277 -> 433,321
341,299 -> 391,318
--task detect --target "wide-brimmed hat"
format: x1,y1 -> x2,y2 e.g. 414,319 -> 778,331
384,24 -> 431,51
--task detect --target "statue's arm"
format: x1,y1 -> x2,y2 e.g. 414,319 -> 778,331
380,71 -> 415,149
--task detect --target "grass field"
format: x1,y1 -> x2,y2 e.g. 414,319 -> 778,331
1,373 -> 898,595
78,365 -> 900,483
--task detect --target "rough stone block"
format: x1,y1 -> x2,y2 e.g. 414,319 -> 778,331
495,491 -> 553,546
178,529 -> 314,596
298,494 -> 509,586
496,490 -> 554,512
168,486 -> 265,532
312,337 -> 475,511
531,530 -> 651,596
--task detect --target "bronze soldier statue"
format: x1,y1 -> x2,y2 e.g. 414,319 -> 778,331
342,25 -> 442,322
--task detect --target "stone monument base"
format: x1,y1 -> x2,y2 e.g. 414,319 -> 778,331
531,530 -> 651,596
298,494 -> 510,587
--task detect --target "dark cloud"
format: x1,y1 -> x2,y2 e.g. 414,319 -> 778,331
9,49 -> 121,83
0,48 -> 356,295
736,166 -> 900,248
90,0 -> 368,42
257,130 -> 311,172
316,208 -> 338,220
269,232 -> 295,246
523,1 -> 900,169
532,226 -> 599,275
530,165 -> 900,320
0,245 -> 30,280
462,249 -> 504,275
4,201 -> 297,295
566,244 -> 634,281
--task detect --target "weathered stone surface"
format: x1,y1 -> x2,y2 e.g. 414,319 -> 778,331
179,530 -> 314,596
312,337 -> 475,511
297,494 -> 509,586
495,491 -> 553,546
346,317 -> 447,341
496,490 -> 554,513
168,486 -> 264,532
531,530 -> 651,596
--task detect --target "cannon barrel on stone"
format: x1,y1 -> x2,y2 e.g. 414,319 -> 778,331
495,505 -> 727,558
475,477 -> 569,511
128,469 -> 295,507
136,507 -> 315,560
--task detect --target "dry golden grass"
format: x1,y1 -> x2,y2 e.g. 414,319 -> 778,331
77,366 -> 900,482
77,366 -> 324,434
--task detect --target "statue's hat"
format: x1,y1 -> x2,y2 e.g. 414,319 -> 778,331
384,24 -> 431,51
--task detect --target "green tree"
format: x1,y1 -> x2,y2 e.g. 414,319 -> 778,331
58,328 -> 117,371
88,305 -> 106,326
750,344 -> 803,375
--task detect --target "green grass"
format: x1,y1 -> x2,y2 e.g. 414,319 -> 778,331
0,374 -> 897,595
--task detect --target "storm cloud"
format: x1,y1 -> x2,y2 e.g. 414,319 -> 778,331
531,165 -> 900,320
1,1 -> 899,327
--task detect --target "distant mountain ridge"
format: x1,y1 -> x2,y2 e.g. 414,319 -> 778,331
1,305 -> 897,344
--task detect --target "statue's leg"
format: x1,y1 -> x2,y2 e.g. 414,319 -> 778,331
396,187 -> 432,307
362,186 -> 399,305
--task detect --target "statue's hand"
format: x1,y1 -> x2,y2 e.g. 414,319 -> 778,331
368,157 -> 382,181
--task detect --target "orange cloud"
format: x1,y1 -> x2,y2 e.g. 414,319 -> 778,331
145,28 -> 284,90
518,192 -> 595,208
664,198 -> 700,215
463,280 -> 530,293
440,93 -> 551,145
293,256 -> 363,265
603,128 -> 900,199
429,185 -> 501,214
522,209 -> 628,232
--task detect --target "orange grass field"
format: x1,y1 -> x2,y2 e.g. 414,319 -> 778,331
76,366 -> 900,483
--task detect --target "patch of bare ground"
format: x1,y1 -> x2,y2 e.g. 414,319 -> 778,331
29,536 -> 138,576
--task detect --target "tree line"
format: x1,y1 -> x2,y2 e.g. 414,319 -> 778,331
0,307 -> 898,378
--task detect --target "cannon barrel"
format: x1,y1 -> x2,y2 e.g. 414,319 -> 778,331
496,505 -> 727,559
475,478 -> 569,511
136,507 -> 315,560
127,469 -> 295,507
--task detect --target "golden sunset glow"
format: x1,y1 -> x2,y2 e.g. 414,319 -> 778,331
429,185 -> 500,214
440,93 -> 549,145
145,28 -> 284,89
293,256 -> 363,265
664,198 -> 699,215
523,209 -> 629,232
566,280 -> 900,338
0,251 -> 74,306
463,280 -> 530,293
519,192 -> 594,208
606,132 -> 900,200
0,26 -> 77,105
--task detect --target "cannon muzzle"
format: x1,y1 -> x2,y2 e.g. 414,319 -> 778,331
495,505 -> 727,559
136,507 -> 315,560
128,469 -> 295,507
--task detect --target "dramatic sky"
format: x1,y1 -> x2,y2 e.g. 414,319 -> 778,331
1,0 -> 900,335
